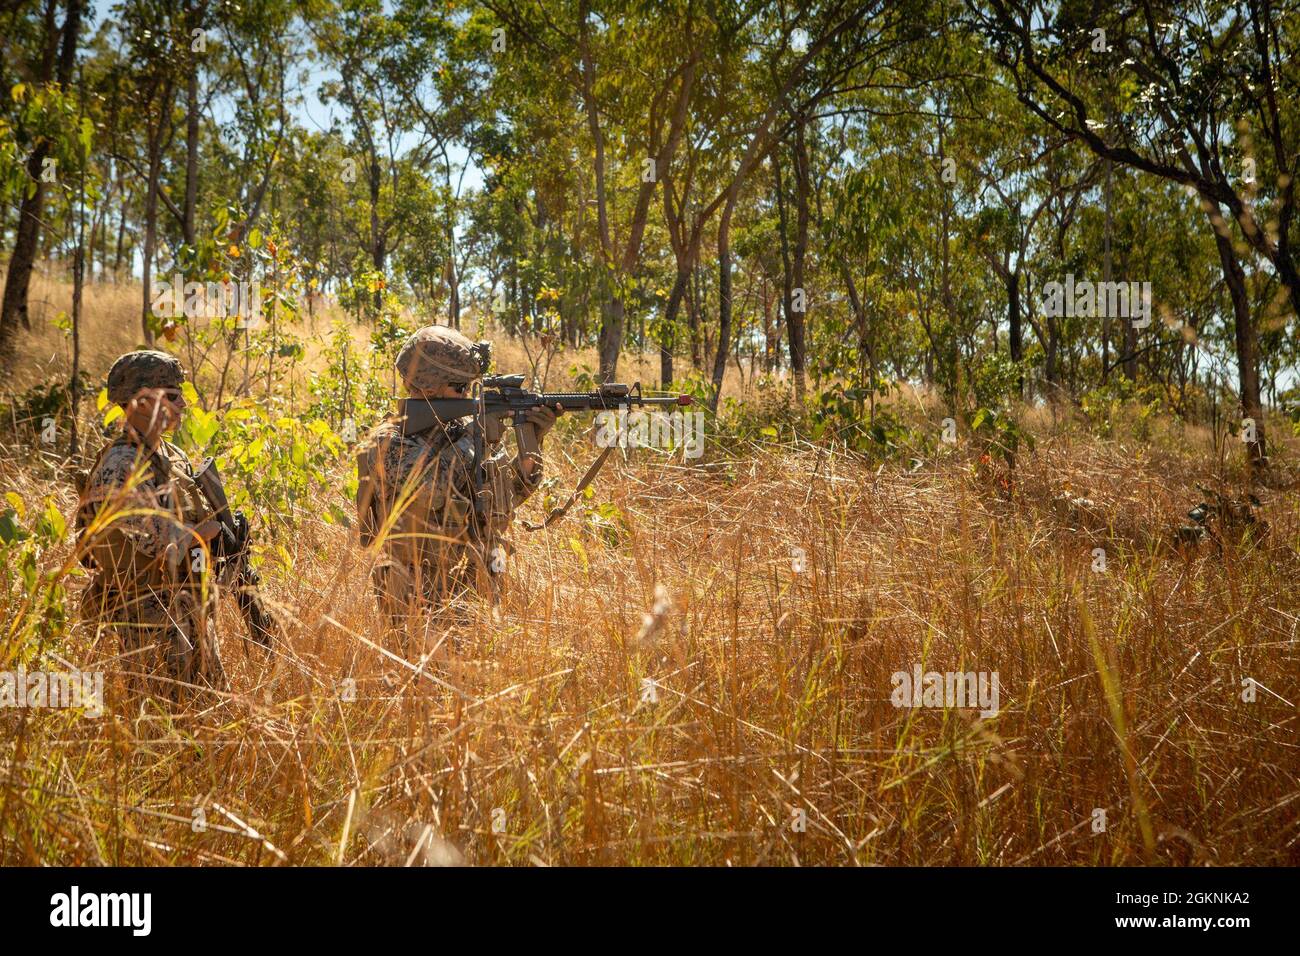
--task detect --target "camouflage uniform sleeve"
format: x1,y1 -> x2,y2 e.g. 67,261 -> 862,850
372,428 -> 473,525
80,445 -> 174,578
485,442 -> 542,517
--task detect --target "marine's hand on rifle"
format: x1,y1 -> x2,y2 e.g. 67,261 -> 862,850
523,403 -> 563,442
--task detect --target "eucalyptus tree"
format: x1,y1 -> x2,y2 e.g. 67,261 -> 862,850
971,0 -> 1299,465
0,0 -> 83,362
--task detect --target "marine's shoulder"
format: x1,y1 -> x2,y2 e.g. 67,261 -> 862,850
363,418 -> 404,444
83,439 -> 148,497
158,439 -> 192,471
94,440 -> 148,476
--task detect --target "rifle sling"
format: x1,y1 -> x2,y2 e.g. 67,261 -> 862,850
522,445 -> 614,532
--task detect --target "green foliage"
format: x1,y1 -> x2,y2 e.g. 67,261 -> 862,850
970,351 -> 1029,412
0,373 -> 93,443
306,322 -> 392,431
969,406 -> 1034,468
1079,379 -> 1168,441
0,492 -> 76,660
568,363 -> 598,391
176,399 -> 354,535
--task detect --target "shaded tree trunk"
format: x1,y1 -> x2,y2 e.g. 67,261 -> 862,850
710,208 -> 735,411
0,0 -> 82,362
788,117 -> 811,399
141,77 -> 175,345
660,267 -> 688,388
1007,268 -> 1023,394
369,156 -> 384,315
183,58 -> 199,247
1209,209 -> 1266,468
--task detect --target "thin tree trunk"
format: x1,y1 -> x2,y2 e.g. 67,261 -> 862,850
1008,269 -> 1023,394
70,65 -> 86,456
688,263 -> 701,369
710,207 -> 735,411
1209,210 -> 1267,468
183,59 -> 200,247
597,289 -> 625,382
113,178 -> 130,279
660,267 -> 688,388
141,78 -> 174,346
369,156 -> 384,315
1102,159 -> 1113,383
0,0 -> 83,361
788,117 -> 810,399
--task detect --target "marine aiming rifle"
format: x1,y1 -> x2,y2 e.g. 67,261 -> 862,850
398,341 -> 692,531
192,457 -> 279,653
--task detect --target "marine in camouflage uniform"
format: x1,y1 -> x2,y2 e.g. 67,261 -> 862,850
355,326 -> 559,645
77,351 -> 228,700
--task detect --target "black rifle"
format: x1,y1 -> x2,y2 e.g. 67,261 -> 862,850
398,357 -> 693,533
192,457 -> 278,653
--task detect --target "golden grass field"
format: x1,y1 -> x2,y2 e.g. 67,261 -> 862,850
2,271 -> 1298,866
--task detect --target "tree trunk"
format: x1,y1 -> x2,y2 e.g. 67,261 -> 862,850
660,267 -> 688,388
0,0 -> 83,362
597,288 -> 624,382
141,78 -> 174,346
183,59 -> 200,247
774,153 -> 799,396
787,117 -> 810,399
710,208 -> 735,411
1209,210 -> 1267,469
1007,268 -> 1023,395
1101,159 -> 1113,384
0,146 -> 49,351
113,177 -> 130,279
70,72 -> 86,457
761,275 -> 775,372
688,264 -> 701,369
369,157 -> 384,315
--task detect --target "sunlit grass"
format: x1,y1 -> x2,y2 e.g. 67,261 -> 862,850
3,397 -> 1297,865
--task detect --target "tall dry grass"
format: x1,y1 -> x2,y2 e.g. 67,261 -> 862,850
3,420 -> 1298,865
1,271 -> 1297,866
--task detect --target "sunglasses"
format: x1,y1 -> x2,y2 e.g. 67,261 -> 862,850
134,387 -> 185,404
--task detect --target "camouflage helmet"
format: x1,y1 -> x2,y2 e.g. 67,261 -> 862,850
396,325 -> 482,392
106,350 -> 185,405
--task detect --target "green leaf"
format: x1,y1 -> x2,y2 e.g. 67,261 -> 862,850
38,500 -> 66,542
0,509 -> 26,544
568,537 -> 589,573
